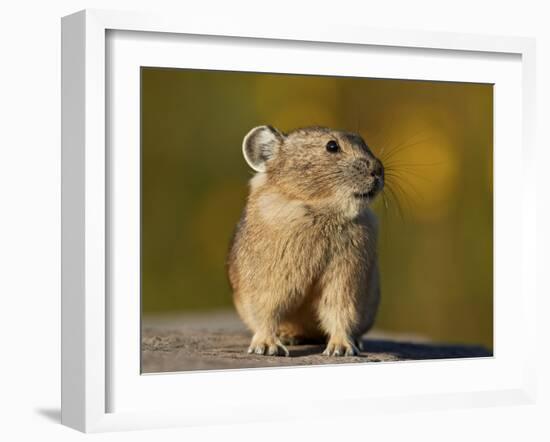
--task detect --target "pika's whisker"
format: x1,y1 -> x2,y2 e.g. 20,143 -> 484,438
378,129 -> 428,159
382,190 -> 389,210
383,182 -> 405,221
387,174 -> 422,204
385,168 -> 431,182
380,137 -> 432,163
383,160 -> 444,169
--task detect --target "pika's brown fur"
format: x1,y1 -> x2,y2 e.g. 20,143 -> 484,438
227,126 -> 384,357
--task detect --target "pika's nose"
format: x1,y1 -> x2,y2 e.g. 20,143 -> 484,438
370,160 -> 384,179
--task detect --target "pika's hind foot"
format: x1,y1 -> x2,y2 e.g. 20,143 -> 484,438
247,334 -> 289,357
279,335 -> 303,346
322,337 -> 360,357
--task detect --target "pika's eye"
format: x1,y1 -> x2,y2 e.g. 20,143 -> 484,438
326,140 -> 340,153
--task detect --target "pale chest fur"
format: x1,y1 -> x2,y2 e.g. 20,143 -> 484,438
232,188 -> 376,297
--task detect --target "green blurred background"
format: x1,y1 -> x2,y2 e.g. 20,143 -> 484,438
141,67 -> 493,349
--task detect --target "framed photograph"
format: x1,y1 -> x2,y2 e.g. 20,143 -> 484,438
61,9 -> 537,432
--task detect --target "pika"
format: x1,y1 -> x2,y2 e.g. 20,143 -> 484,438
227,125 -> 384,357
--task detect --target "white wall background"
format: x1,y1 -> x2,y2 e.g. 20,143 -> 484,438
0,1 -> 548,440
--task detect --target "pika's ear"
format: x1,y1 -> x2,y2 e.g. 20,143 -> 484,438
242,125 -> 284,172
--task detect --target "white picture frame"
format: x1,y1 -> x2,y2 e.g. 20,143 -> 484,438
61,9 -> 537,433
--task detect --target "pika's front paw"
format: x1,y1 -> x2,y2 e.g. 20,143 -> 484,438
322,338 -> 360,357
247,334 -> 289,357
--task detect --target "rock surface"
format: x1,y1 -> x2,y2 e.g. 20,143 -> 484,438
141,311 -> 492,373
